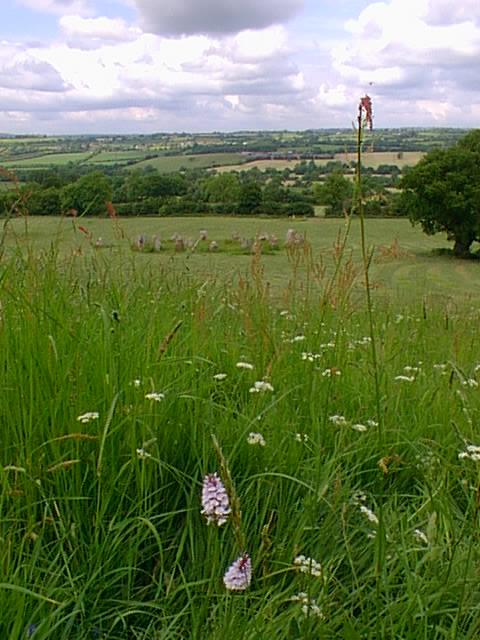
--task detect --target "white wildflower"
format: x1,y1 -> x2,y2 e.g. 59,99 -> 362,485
295,433 -> 308,442
360,505 -> 379,526
290,593 -> 324,618
293,555 -> 322,577
459,444 -> 480,462
329,415 -> 348,427
352,423 -> 368,433
145,392 -> 165,402
322,368 -> 341,377
247,432 -> 266,446
236,362 -> 254,370
77,412 -> 99,423
136,448 -> 151,460
462,379 -> 479,388
394,375 -> 415,382
201,473 -> 231,526
213,373 -> 228,381
413,529 -> 429,545
223,553 -> 252,591
291,335 -> 306,343
366,419 -> 378,428
132,379 -> 142,387
249,380 -> 274,393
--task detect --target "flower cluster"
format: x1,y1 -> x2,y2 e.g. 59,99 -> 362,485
249,381 -> 274,393
458,444 -> 480,462
223,553 -> 252,591
201,473 -> 231,526
247,432 -> 266,446
77,412 -> 99,423
145,392 -> 165,402
293,554 -> 322,577
291,592 -> 324,618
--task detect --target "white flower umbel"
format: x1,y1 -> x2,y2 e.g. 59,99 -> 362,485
77,412 -> 99,423
394,375 -> 415,382
249,381 -> 274,393
247,432 -> 266,446
322,368 -> 341,377
360,505 -> 379,526
290,593 -> 324,618
329,415 -> 348,427
459,444 -> 480,462
201,473 -> 231,526
293,555 -> 322,577
145,392 -> 165,402
136,448 -> 151,460
213,373 -> 228,381
236,362 -> 254,370
352,423 -> 368,432
223,553 -> 252,591
414,529 -> 429,545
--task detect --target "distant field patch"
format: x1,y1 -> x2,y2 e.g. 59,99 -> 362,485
2,151 -> 92,168
131,152 -> 246,173
216,151 -> 424,172
87,150 -> 150,165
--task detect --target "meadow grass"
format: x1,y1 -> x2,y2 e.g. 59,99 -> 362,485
1,218 -> 480,638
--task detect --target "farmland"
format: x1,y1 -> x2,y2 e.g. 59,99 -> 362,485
2,212 -> 480,638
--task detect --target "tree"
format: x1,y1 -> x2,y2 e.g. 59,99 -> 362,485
314,171 -> 353,217
238,181 -> 262,214
400,132 -> 480,256
201,173 -> 241,204
61,172 -> 113,216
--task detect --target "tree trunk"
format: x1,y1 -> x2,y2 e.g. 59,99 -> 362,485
453,237 -> 473,257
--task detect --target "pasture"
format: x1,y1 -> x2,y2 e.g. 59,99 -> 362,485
217,151 -> 424,173
1,215 -> 480,638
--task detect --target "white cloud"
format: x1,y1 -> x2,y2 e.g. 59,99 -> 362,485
133,0 -> 304,36
59,16 -> 141,49
16,0 -> 93,17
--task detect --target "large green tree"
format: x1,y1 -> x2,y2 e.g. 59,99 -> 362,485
61,172 -> 113,216
400,131 -> 480,256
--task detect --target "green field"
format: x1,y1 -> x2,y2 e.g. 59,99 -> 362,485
2,211 -> 480,637
130,152 -> 247,173
3,216 -> 479,303
1,151 -> 93,168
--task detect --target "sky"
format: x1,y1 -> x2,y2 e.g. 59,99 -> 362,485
0,0 -> 479,134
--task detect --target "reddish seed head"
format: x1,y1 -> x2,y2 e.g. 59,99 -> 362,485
359,95 -> 373,130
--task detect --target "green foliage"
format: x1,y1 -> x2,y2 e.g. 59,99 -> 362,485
1,245 -> 480,637
400,130 -> 480,256
61,172 -> 113,216
315,171 -> 353,217
201,173 -> 241,204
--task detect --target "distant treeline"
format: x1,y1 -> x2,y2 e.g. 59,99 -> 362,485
0,160 -> 406,218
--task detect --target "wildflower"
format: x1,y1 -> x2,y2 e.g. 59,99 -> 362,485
213,373 -> 228,381
459,444 -> 480,462
293,555 -> 322,577
366,419 -> 379,427
249,380 -> 274,393
236,362 -> 254,370
132,379 -> 141,387
145,392 -> 165,402
247,432 -> 266,446
77,412 -> 99,423
290,593 -> 324,618
394,375 -> 415,382
295,432 -> 308,442
301,351 -> 321,362
359,94 -> 373,130
413,529 -> 429,545
223,553 -> 252,591
322,368 -> 341,377
329,415 -> 348,427
462,378 -> 479,388
290,335 -> 306,343
404,366 -> 420,373
201,473 -> 231,526
360,505 -> 379,526
136,448 -> 151,460
352,423 -> 368,432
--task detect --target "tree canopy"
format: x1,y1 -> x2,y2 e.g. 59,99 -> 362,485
400,131 -> 480,256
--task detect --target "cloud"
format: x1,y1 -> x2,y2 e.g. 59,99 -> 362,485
16,0 -> 93,17
133,0 -> 304,36
59,16 -> 141,49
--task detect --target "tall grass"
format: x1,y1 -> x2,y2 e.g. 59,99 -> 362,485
1,233 -> 480,638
